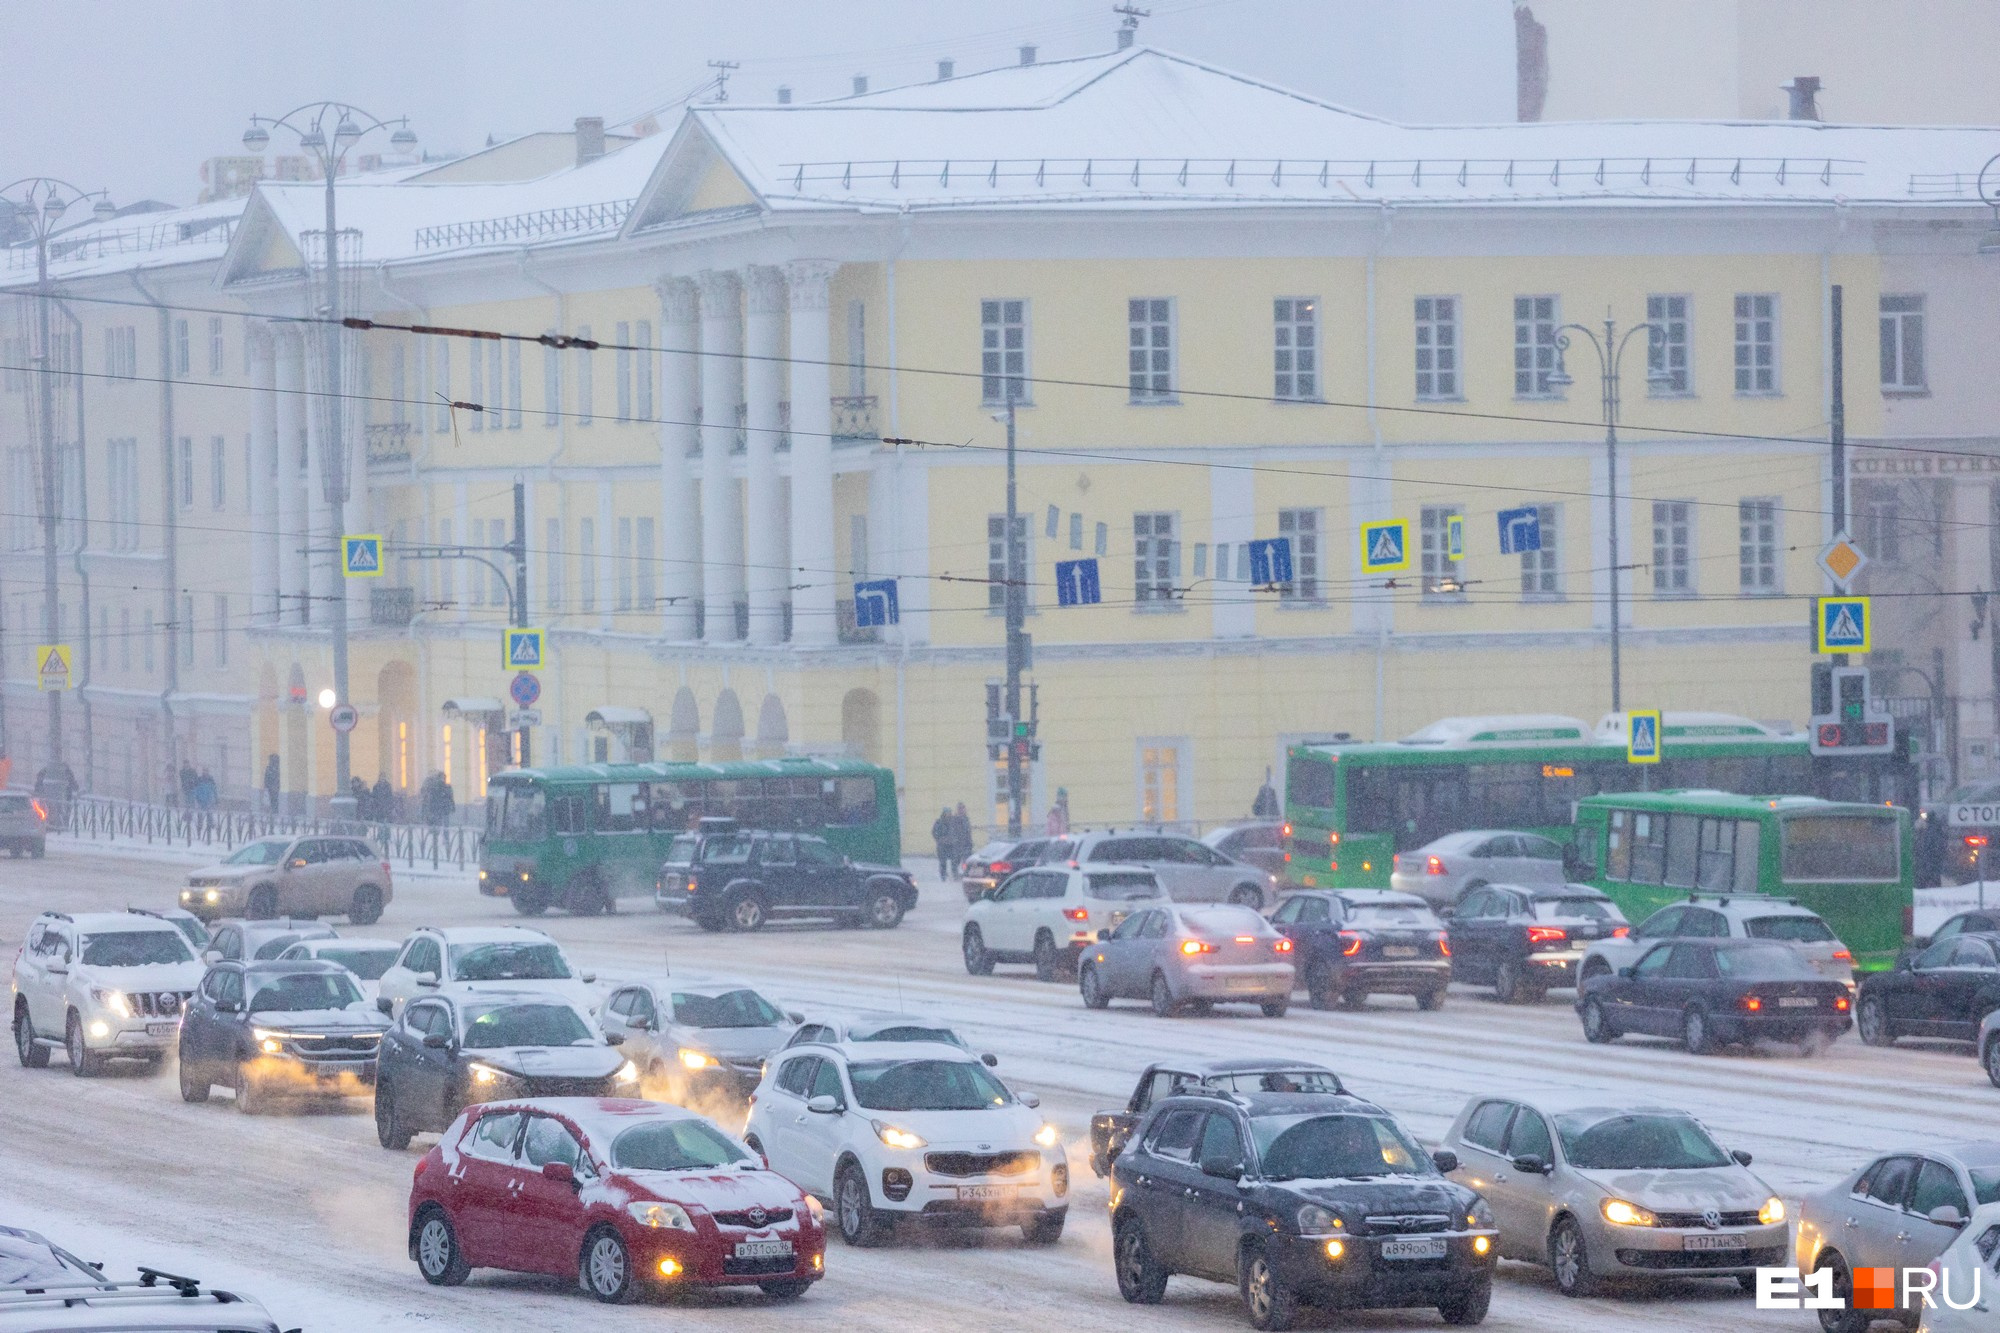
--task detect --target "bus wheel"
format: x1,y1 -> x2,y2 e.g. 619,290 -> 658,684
566,874 -> 610,917
511,883 -> 550,916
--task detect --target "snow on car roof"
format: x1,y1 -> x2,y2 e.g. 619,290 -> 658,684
60,912 -> 191,934
829,1039 -> 983,1064
479,1096 -> 705,1140
425,925 -> 558,943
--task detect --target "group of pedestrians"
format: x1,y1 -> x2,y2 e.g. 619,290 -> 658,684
931,803 -> 974,880
348,775 -> 402,822
170,761 -> 219,810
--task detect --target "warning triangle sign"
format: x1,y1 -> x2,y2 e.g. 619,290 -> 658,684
35,645 -> 70,690
1370,528 -> 1403,562
1827,605 -> 1862,642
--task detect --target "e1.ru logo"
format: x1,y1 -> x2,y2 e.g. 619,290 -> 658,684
1757,1266 -> 1982,1312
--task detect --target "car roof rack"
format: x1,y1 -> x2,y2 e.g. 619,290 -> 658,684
0,1269 -> 253,1311
1167,1085 -> 1249,1106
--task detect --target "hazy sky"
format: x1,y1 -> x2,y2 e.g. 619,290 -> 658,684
1,0 -> 1513,207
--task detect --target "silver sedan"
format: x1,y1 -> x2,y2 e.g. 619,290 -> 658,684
1389,830 -> 1567,908
1076,903 -> 1295,1017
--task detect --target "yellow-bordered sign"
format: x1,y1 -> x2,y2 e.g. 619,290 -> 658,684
1359,519 -> 1411,574
502,628 -> 545,670
1626,710 -> 1662,764
341,534 -> 384,577
1816,596 -> 1870,654
34,644 -> 72,691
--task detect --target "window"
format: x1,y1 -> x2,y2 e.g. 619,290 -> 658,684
986,514 -> 1027,612
177,437 -> 194,508
104,326 -> 137,379
179,594 -> 195,667
1273,298 -> 1318,400
1463,1100 -> 1514,1152
849,514 -> 869,579
1127,298 -> 1175,402
575,325 -> 593,425
1652,500 -> 1693,595
635,320 -> 653,419
1133,512 -> 1179,603
209,437 -> 226,509
390,344 -> 407,425
1414,296 -> 1459,400
1139,741 -> 1182,824
1880,295 -> 1925,392
173,319 -> 190,376
212,594 -> 229,667
635,517 -> 655,612
1420,505 -> 1464,598
616,321 -> 632,421
1277,508 -> 1320,602
1738,498 -> 1779,594
578,516 -> 596,611
489,342 -> 506,429
1520,504 -> 1561,598
980,299 -> 1028,405
1733,294 -> 1778,394
1646,295 -> 1690,395
542,335 -> 561,425
118,608 -> 131,670
616,516 -> 633,610
207,317 -> 224,375
846,300 -> 867,395
1513,295 -> 1560,397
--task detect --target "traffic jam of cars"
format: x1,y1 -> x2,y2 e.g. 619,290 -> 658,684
9,812 -> 2000,1330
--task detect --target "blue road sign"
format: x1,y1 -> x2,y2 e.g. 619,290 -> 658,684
1359,520 -> 1410,574
1247,538 -> 1294,586
503,629 -> 545,670
1627,709 -> 1663,764
1498,506 -> 1543,555
854,579 -> 900,628
1817,596 -> 1870,653
509,671 -> 541,707
341,534 -> 383,577
1055,558 -> 1102,606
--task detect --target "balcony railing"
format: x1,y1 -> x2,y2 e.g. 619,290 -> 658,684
832,395 -> 879,443
414,198 -> 634,253
365,421 -> 412,465
835,598 -> 881,644
370,585 -> 416,627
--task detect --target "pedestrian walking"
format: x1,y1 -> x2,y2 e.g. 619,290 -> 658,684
931,807 -> 955,881
262,754 -> 281,814
1045,787 -> 1070,837
372,775 -> 395,823
1252,769 -> 1280,819
192,768 -> 218,811
951,802 -> 974,876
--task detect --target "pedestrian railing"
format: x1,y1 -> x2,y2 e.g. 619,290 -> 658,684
56,796 -> 484,871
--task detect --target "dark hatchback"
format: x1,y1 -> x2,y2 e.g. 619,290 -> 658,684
1110,1089 -> 1495,1329
960,837 -> 1058,902
1577,939 -> 1853,1055
178,959 -> 387,1112
1857,930 -> 2000,1048
654,824 -> 917,932
1447,884 -> 1628,1003
1270,890 -> 1450,1011
1090,1058 -> 1351,1176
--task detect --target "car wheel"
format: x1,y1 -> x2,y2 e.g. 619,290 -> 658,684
1149,971 -> 1181,1018
580,1226 -> 632,1303
1495,959 -> 1541,1004
1021,1212 -> 1065,1245
1305,961 -> 1337,1010
1986,1034 -> 2000,1089
1079,964 -> 1110,1010
349,884 -> 384,926
13,1001 -> 47,1069
1549,1217 -> 1598,1297
1260,999 -> 1289,1018
1240,1245 -> 1300,1331
246,884 -> 278,920
865,887 -> 906,929
375,1082 -> 414,1150
1033,932 -> 1061,983
1417,987 -> 1447,1012
1813,1252 -> 1870,1333
1580,998 -> 1618,1044
1683,1006 -> 1718,1055
760,1278 -> 813,1299
510,883 -> 551,917
1438,1276 -> 1492,1325
177,1049 -> 209,1103
1112,1217 -> 1168,1304
1227,883 -> 1263,909
836,1163 -> 890,1247
1338,988 -> 1367,1011
236,1065 -> 268,1115
413,1206 -> 470,1286
1580,957 -> 1610,984
64,1011 -> 102,1078
962,926 -> 995,976
727,890 -> 769,932
1857,995 -> 1894,1047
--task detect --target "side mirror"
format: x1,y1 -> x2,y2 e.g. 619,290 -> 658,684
787,1011 -> 804,1025
47,963 -> 69,976
415,971 -> 439,988
1096,928 -> 1112,942
216,1000 -> 241,1015
982,1053 -> 999,1068
1431,1149 -> 1460,1175
288,858 -> 308,870
421,1032 -> 451,1050
604,1032 -> 625,1047
805,1094 -> 842,1115
581,972 -> 597,984
1617,966 -> 1637,979
541,1161 -> 575,1186
1731,1149 -> 1753,1167
1928,1204 -> 1967,1228
1511,1154 -> 1551,1176
1200,1151 -> 1245,1181
1018,1091 -> 1039,1108
202,950 -> 221,965
377,998 -> 393,1016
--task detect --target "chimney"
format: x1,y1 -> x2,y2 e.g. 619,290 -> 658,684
574,116 -> 605,167
1117,26 -> 1134,50
852,74 -> 869,96
936,58 -> 955,81
777,85 -> 792,104
1784,76 -> 1822,120
1019,44 -> 1037,66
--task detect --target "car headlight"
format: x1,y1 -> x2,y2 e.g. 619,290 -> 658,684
90,988 -> 133,1019
677,1048 -> 716,1071
1601,1198 -> 1657,1227
1465,1200 -> 1494,1230
803,1193 -> 824,1223
1297,1204 -> 1344,1235
469,1062 -> 514,1086
871,1120 -> 926,1150
1758,1196 -> 1786,1226
205,889 -> 220,904
614,1060 -> 640,1085
1033,1122 -> 1061,1149
627,1201 -> 695,1231
252,1027 -> 290,1054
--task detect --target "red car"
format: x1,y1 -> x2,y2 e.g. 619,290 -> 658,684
407,1096 -> 825,1302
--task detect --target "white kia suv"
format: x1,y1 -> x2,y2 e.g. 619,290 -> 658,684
11,911 -> 206,1076
374,925 -> 597,1017
962,864 -> 1165,981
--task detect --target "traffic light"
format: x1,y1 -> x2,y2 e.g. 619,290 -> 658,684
1810,661 -> 1834,717
1809,664 -> 1893,755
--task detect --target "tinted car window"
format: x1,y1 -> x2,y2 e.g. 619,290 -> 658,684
1508,1109 -> 1554,1161
1536,897 -> 1620,922
848,1060 -> 1008,1112
1463,1101 -> 1514,1152
1910,1160 -> 1971,1219
776,1056 -> 818,1096
1087,872 -> 1163,900
462,1003 -> 593,1049
466,1111 -> 524,1162
1198,1113 -> 1245,1166
248,972 -> 361,1013
1145,1108 -> 1204,1163
309,946 -> 398,980
810,1060 -> 845,1103
1743,915 -> 1836,943
1713,944 -> 1819,979
1520,835 -> 1565,859
1254,1113 -> 1429,1181
449,941 -> 572,981
1864,1157 -> 1918,1208
673,989 -> 783,1028
1955,938 -> 1999,967
1635,907 -> 1684,939
1294,897 -> 1333,925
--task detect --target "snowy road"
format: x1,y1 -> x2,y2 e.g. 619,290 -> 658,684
5,843 -> 1980,1332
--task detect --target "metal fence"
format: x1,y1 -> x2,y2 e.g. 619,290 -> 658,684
56,796 -> 483,871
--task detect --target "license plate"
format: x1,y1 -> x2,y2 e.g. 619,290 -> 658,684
956,1184 -> 1019,1201
1682,1233 -> 1746,1251
734,1240 -> 793,1259
1778,997 -> 1817,1008
1380,1237 -> 1447,1260
1224,977 -> 1262,992
1382,946 -> 1418,958
146,1022 -> 176,1037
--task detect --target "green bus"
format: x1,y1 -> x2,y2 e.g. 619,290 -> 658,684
1571,791 -> 1913,970
478,757 -> 901,916
1281,712 -> 1914,889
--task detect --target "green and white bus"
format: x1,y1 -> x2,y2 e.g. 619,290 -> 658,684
1571,791 -> 1913,970
479,757 -> 901,916
1281,712 -> 1914,889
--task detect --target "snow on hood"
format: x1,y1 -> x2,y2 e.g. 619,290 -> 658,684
248,1005 -> 387,1033
1573,1165 -> 1770,1211
1282,1176 -> 1473,1217
869,1102 -> 1042,1147
614,1166 -> 805,1214
475,1045 -> 625,1079
80,960 -> 205,990
678,1026 -> 785,1062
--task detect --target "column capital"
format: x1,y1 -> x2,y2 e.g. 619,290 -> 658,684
744,265 -> 788,316
695,268 -> 741,310
654,275 -> 698,323
784,260 -> 839,311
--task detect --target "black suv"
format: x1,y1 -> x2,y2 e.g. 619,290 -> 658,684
1110,1089 -> 1494,1329
178,959 -> 387,1112
653,822 -> 918,932
1090,1057 -> 1350,1176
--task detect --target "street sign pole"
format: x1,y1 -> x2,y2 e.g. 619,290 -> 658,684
1830,285 -> 1847,670
1003,396 -> 1024,838
511,479 -> 530,768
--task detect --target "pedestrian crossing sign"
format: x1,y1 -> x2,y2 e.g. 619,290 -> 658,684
1359,519 -> 1411,574
1445,514 -> 1464,562
1815,596 -> 1870,654
503,628 -> 545,670
34,644 -> 72,692
341,534 -> 384,577
1626,709 -> 1662,764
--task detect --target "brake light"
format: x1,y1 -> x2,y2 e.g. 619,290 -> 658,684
413,1155 -> 430,1180
1437,933 -> 1451,957
1329,832 -> 1340,846
1338,930 -> 1363,956
1611,926 -> 1630,937
1235,935 -> 1255,943
1834,994 -> 1850,1011
1425,856 -> 1446,875
1281,823 -> 1292,838
1831,948 -> 1851,961
1179,939 -> 1214,955
1525,925 -> 1567,945
1283,852 -> 1291,862
30,799 -> 47,821
1741,995 -> 1763,1012
1274,938 -> 1293,953
1063,907 -> 1089,922
1966,835 -> 1990,849
990,861 -> 1013,876
381,861 -> 393,883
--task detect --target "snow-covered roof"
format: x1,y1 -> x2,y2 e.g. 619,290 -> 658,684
0,195 -> 247,291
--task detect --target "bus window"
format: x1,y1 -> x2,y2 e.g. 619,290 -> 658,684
1342,767 -> 1394,833
1606,809 -> 1632,880
485,787 -> 508,836
1695,818 -> 1735,891
1287,755 -> 1334,811
1629,812 -> 1666,884
832,777 -> 877,826
1663,815 -> 1700,887
550,792 -> 590,836
501,787 -> 544,840
593,783 -> 646,833
1782,815 -> 1899,882
1733,820 -> 1761,892
651,781 -> 702,831
773,777 -> 821,829
1469,763 -> 1542,829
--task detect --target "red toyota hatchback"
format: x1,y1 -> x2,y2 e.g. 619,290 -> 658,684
407,1096 -> 825,1302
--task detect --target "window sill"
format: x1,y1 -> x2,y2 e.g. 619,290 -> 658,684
1419,595 -> 1469,606
1738,588 -> 1786,598
1520,593 -> 1567,604
1733,390 -> 1783,400
1415,394 -> 1467,404
1273,598 -> 1330,611
1131,600 -> 1186,614
1513,393 -> 1567,404
1881,387 -> 1930,399
1650,591 -> 1700,601
1270,396 -> 1324,406
1127,396 -> 1180,407
1645,390 -> 1697,400
981,399 -> 1036,410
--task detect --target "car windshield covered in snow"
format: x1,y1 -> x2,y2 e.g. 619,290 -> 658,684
672,989 -> 783,1029
1555,1113 -> 1731,1170
449,941 -> 572,981
224,838 -> 288,866
849,1059 -> 1010,1111
610,1118 -> 749,1171
462,1002 -> 594,1049
311,946 -> 399,980
1085,872 -> 1164,900
1252,1113 -> 1430,1182
249,972 -> 363,1014
79,931 -> 192,967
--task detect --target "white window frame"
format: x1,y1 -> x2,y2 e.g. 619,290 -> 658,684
212,593 -> 229,668
1738,497 -> 1781,595
616,321 -> 632,421
207,317 -> 225,376
1513,295 -> 1561,398
1276,507 -> 1322,603
1652,499 -> 1696,596
980,299 -> 1030,406
635,516 -> 655,611
1519,503 -> 1562,600
1420,505 -> 1465,600
1127,298 -> 1176,403
209,436 -> 225,509
986,513 -> 1029,614
177,437 -> 194,509
635,320 -> 654,419
1733,294 -> 1779,396
1414,296 -> 1460,400
1646,294 -> 1692,396
1133,511 -> 1181,606
1272,297 -> 1319,402
1880,295 -> 1926,393
1136,737 -> 1187,826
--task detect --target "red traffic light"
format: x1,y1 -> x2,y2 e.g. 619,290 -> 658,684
1817,723 -> 1843,748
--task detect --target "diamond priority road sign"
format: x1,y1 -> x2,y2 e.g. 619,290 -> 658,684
1817,534 -> 1869,590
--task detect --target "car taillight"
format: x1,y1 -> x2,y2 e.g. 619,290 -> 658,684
1425,856 -> 1446,875
1179,939 -> 1214,955
1831,948 -> 1852,961
1274,938 -> 1293,953
1337,930 -> 1363,956
30,799 -> 47,821
1525,926 -> 1567,945
1235,935 -> 1255,943
1741,995 -> 1763,1012
1328,832 -> 1340,846
1966,835 -> 1990,848
1283,852 -> 1291,862
1436,933 -> 1451,957
1063,907 -> 1089,922
989,861 -> 1013,876
1834,994 -> 1850,1011
1281,823 -> 1292,838
381,861 -> 393,882
686,878 -> 698,893
413,1155 -> 430,1179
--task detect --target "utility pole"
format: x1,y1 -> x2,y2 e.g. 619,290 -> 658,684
511,477 -> 530,767
1003,396 -> 1025,837
1830,284 -> 1849,671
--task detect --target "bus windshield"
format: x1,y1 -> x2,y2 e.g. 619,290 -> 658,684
1781,815 -> 1899,882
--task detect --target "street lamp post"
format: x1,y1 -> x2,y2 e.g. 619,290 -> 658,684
1,178 -> 116,790
243,106 -> 415,819
1000,395 -> 1025,838
1549,314 -> 1669,713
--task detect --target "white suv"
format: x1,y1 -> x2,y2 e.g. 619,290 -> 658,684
743,1041 -> 1068,1247
11,911 -> 206,1076
0,1225 -> 281,1331
962,864 -> 1165,980
1578,893 -> 1855,987
374,925 -> 596,1017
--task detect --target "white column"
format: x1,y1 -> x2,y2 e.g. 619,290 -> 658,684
786,261 -> 838,646
744,266 -> 787,645
655,277 -> 701,639
275,331 -> 309,627
248,325 -> 280,627
696,270 -> 744,642
597,481 -> 616,631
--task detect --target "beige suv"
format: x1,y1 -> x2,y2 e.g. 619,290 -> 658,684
182,835 -> 392,925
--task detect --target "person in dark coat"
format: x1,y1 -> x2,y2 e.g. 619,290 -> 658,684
1252,769 -> 1280,819
371,775 -> 395,823
951,802 -> 975,875
931,807 -> 954,880
262,754 -> 281,814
